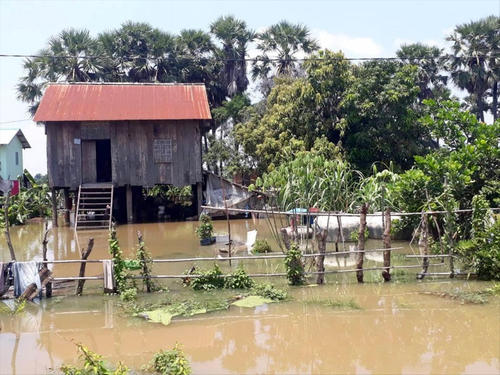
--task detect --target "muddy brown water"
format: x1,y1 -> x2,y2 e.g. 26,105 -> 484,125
1,220 -> 499,374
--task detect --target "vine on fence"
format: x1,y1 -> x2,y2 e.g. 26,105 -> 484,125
136,231 -> 155,293
109,224 -> 127,294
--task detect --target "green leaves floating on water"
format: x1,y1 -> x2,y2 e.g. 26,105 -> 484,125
232,295 -> 273,308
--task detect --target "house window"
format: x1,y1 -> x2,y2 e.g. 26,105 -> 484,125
153,139 -> 172,163
15,152 -> 19,166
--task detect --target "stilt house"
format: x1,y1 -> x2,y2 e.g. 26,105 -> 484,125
34,83 -> 211,228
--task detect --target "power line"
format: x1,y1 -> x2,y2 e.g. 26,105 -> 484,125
0,119 -> 32,125
0,53 -> 497,62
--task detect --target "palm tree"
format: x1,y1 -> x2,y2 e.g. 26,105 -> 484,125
447,16 -> 499,121
210,16 -> 254,97
252,21 -> 319,80
397,43 -> 449,102
16,28 -> 101,116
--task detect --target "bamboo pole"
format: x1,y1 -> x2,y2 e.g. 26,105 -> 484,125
76,238 -> 94,295
3,193 -> 16,261
382,208 -> 391,282
201,205 -> 500,217
315,229 -> 327,284
219,175 -> 232,266
356,203 -> 368,283
417,214 -> 429,280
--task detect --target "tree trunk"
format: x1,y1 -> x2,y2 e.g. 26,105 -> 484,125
356,204 -> 368,283
382,208 -> 391,282
316,229 -> 327,284
417,214 -> 429,280
42,223 -> 52,297
493,81 -> 498,121
280,228 -> 291,251
76,238 -> 94,295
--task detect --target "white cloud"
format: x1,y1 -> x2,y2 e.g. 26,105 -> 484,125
312,29 -> 383,58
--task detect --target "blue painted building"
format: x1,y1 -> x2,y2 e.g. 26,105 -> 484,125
0,129 -> 31,182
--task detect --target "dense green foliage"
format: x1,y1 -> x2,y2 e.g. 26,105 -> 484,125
2,170 -> 51,225
285,243 -> 305,285
195,214 -> 214,240
145,345 -> 191,375
224,266 -> 254,289
108,226 -> 127,294
252,283 -> 287,301
144,185 -> 193,207
252,239 -> 272,253
190,264 -> 225,290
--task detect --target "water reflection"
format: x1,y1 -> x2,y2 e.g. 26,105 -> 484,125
1,283 -> 499,374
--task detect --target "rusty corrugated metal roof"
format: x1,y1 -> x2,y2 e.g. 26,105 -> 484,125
33,83 -> 212,122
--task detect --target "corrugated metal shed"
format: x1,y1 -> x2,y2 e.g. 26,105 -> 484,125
0,129 -> 31,148
34,83 -> 212,122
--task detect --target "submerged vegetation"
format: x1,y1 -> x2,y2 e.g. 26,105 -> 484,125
61,342 -> 190,375
285,243 -> 305,285
304,297 -> 362,310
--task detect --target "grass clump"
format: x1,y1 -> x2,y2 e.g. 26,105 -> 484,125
145,344 -> 191,375
420,285 -> 500,304
252,283 -> 287,301
304,297 -> 361,310
119,288 -> 137,302
252,239 -> 272,253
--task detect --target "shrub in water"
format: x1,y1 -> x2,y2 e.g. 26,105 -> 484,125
120,288 -> 137,302
285,243 -> 305,285
225,266 -> 254,289
195,214 -> 214,240
252,239 -> 272,253
191,264 -> 225,290
146,344 -> 191,375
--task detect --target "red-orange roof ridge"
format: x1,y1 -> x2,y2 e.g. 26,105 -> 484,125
34,83 -> 212,122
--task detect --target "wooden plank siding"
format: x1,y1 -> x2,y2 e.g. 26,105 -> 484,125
46,120 -> 202,189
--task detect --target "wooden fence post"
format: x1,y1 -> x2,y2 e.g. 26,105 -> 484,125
316,229 -> 327,284
76,238 -> 94,295
356,203 -> 368,283
42,223 -> 52,297
4,193 -> 16,261
382,208 -> 391,282
417,214 -> 429,280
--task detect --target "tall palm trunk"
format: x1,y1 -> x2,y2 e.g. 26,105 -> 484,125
493,81 -> 498,121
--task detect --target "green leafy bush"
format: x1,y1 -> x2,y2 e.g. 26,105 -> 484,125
120,288 -> 137,302
252,283 -> 287,301
191,264 -> 225,290
224,266 -> 254,289
349,228 -> 369,242
195,214 -> 214,240
60,343 -> 128,375
285,243 -> 305,285
109,226 -> 127,294
145,344 -> 191,375
252,239 -> 272,253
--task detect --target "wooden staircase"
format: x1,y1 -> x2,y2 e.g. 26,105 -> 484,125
75,183 -> 114,231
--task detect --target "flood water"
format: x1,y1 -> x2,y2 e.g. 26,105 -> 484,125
1,220 -> 499,374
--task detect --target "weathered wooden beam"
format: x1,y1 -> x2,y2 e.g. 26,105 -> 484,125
76,238 -> 94,295
18,267 -> 52,301
316,229 -> 327,284
417,214 -> 429,280
3,193 -> 16,261
382,208 -> 391,282
126,185 -> 133,223
42,223 -> 52,297
280,228 -> 291,251
356,203 -> 368,283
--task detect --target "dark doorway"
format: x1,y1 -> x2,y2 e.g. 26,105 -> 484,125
81,139 -> 112,184
96,139 -> 112,182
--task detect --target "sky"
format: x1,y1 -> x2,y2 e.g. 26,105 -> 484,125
0,0 -> 498,174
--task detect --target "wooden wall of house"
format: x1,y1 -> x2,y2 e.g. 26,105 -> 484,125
46,120 -> 202,189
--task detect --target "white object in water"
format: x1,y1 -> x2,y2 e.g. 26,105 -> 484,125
246,230 -> 258,254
